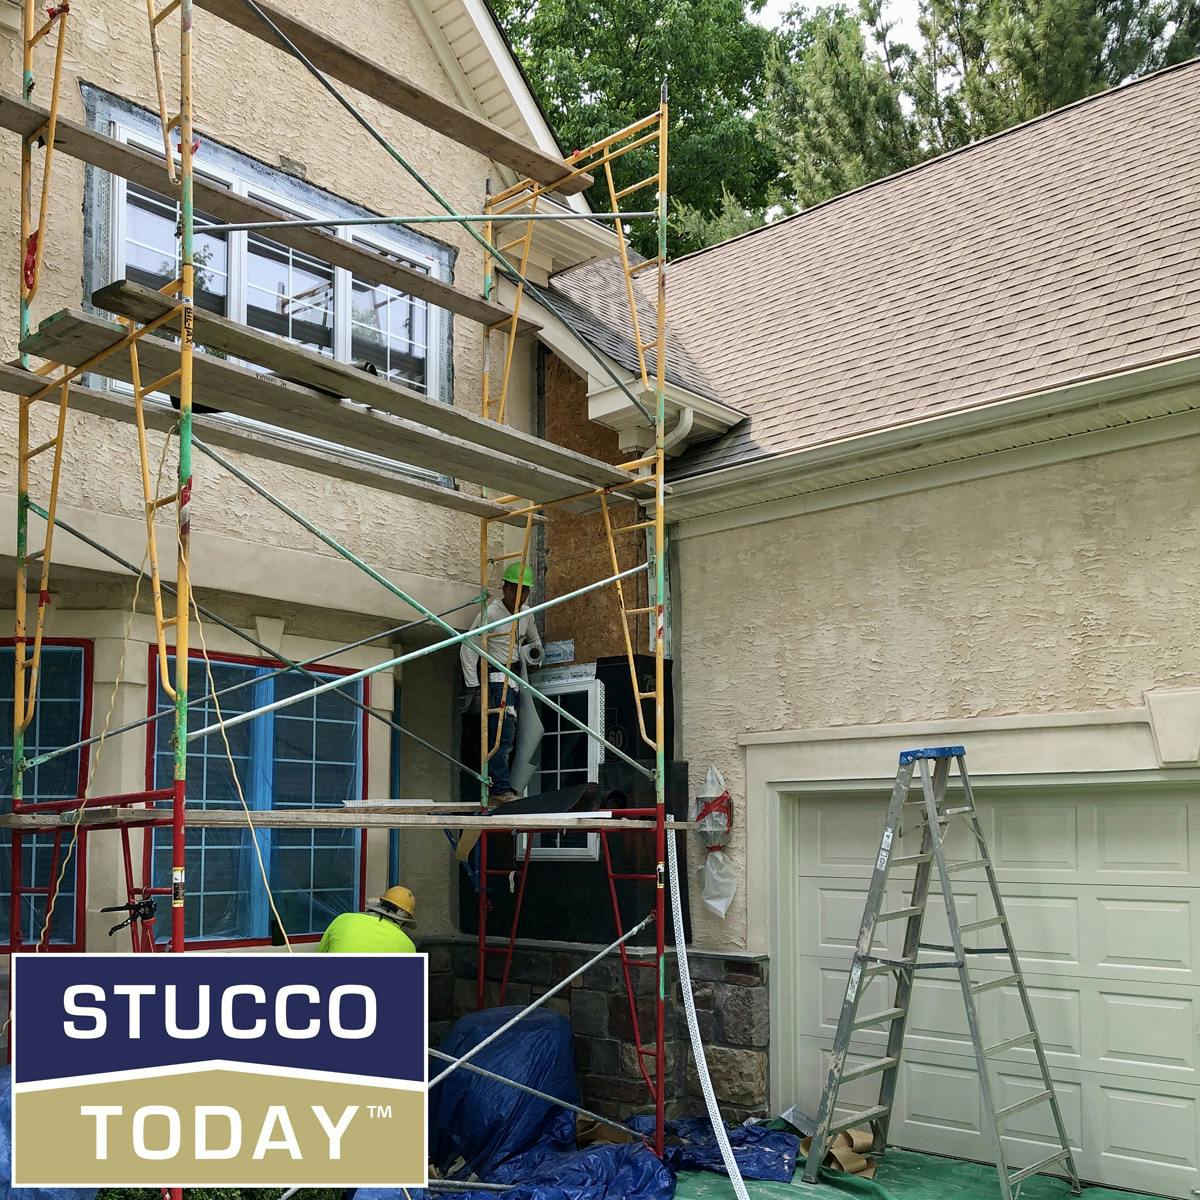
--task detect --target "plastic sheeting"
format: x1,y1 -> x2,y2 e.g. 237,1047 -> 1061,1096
430,1007 -> 579,1179
628,1116 -> 800,1184
0,1076 -> 95,1200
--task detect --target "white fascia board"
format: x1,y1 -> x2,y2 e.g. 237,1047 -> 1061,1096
588,378 -> 744,436
669,350 -> 1200,512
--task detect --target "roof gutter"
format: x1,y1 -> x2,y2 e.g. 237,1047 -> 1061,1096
667,349 -> 1200,517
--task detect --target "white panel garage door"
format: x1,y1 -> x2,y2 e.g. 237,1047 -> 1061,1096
784,787 -> 1200,1199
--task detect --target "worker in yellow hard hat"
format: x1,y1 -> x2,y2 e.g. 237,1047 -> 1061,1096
459,560 -> 544,804
316,885 -> 417,953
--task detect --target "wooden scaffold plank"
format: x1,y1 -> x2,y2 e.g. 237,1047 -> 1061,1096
0,363 -> 531,524
191,0 -> 590,194
94,279 -> 635,490
19,308 -> 596,501
0,92 -> 534,332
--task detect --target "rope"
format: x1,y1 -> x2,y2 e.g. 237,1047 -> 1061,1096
187,563 -> 293,953
33,430 -> 174,951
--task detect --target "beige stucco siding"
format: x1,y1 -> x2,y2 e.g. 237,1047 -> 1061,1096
0,0 -> 507,606
674,432 -> 1200,952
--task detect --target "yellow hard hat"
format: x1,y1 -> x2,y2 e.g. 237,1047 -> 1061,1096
370,885 -> 416,925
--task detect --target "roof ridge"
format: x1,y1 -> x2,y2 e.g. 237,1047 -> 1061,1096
669,54 -> 1200,270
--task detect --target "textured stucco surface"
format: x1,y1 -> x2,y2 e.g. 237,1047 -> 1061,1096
676,434 -> 1200,951
0,0 -> 499,599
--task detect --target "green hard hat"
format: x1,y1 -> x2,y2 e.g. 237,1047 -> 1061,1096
503,561 -> 534,587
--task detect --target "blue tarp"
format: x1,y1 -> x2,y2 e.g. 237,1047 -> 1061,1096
628,1115 -> 800,1184
0,1076 -> 96,1200
429,1007 -> 579,1179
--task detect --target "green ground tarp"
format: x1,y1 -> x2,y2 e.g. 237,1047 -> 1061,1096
675,1148 -> 1170,1200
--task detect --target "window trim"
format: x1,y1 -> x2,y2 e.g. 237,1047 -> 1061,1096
1,636 -> 94,953
520,677 -> 605,863
144,644 -> 370,948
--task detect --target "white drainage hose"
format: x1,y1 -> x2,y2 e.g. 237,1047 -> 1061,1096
668,828 -> 751,1200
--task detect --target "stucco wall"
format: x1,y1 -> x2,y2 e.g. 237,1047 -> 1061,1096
674,432 -> 1200,952
0,0 -> 502,606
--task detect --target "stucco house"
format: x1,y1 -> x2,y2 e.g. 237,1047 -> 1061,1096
4,0 -> 1200,1192
540,57 -> 1200,1199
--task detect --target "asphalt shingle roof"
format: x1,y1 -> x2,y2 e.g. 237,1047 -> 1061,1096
555,59 -> 1200,480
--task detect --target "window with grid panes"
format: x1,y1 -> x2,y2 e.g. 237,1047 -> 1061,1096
150,657 -> 363,942
0,644 -> 88,946
524,678 -> 604,861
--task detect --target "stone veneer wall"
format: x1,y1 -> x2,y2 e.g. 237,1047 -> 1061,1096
426,938 -> 770,1122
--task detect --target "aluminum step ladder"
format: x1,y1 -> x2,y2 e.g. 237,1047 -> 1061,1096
800,746 -> 1081,1198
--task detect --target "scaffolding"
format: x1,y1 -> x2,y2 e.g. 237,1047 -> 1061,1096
1,0 -> 734,1177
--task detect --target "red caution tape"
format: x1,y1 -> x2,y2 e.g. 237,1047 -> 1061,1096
38,590 -> 53,607
23,231 -> 39,290
695,789 -> 732,853
46,1 -> 69,17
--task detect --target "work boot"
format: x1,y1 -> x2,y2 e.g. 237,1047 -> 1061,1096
490,790 -> 520,804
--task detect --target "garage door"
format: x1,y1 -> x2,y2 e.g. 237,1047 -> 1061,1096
783,787 -> 1200,1199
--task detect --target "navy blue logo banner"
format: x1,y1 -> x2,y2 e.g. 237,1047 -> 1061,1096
12,953 -> 427,1187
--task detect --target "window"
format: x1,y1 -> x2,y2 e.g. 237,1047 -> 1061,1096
0,643 -> 89,947
150,654 -> 364,943
522,677 -> 605,862
86,86 -> 452,432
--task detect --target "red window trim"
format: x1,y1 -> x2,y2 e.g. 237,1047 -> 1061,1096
1,636 -> 95,953
145,644 -> 371,949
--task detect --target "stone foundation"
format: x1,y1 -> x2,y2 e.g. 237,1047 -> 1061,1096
426,938 -> 770,1123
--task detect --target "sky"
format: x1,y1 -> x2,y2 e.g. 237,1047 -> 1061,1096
752,0 -> 923,42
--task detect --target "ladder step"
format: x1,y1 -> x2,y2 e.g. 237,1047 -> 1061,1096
984,1031 -> 1037,1057
841,1056 -> 900,1082
995,1089 -> 1053,1120
1008,1149 -> 1071,1185
628,256 -> 662,276
852,1007 -> 905,1029
826,1104 -> 890,1136
971,972 -> 1020,994
960,915 -> 1006,933
946,858 -> 989,874
876,906 -> 922,922
889,853 -> 930,867
934,805 -> 975,822
863,960 -> 915,978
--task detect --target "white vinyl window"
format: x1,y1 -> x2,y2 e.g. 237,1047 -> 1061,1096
103,122 -> 447,412
521,678 -> 605,862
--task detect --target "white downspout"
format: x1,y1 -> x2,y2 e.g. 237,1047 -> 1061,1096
661,404 -> 694,454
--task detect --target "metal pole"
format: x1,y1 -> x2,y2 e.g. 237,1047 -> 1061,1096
191,438 -> 654,777
651,82 -> 669,1159
200,211 -> 658,235
426,1049 -> 634,1139
186,561 -> 649,756
170,0 -> 196,961
429,913 -> 653,1087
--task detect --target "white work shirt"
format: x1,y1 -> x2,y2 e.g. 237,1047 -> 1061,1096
460,596 -> 544,689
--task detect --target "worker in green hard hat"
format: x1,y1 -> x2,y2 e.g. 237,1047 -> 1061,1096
460,559 -> 544,803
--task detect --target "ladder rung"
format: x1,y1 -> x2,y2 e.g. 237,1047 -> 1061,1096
628,257 -> 662,276
23,435 -> 61,461
152,491 -> 180,510
863,959 -> 914,977
984,1032 -> 1037,1057
161,616 -> 179,628
960,915 -> 1006,933
841,1056 -> 899,1083
946,858 -> 989,874
890,853 -> 930,867
624,606 -> 655,615
498,238 -> 527,254
876,906 -> 922,922
971,972 -> 1020,995
995,1089 -> 1052,1120
1008,1149 -> 1071,1185
615,520 -> 655,532
826,1104 -> 890,1136
938,805 -> 975,820
615,174 -> 659,200
852,1007 -> 904,1029
142,367 -> 182,394
636,690 -> 656,699
24,549 -> 45,564
153,0 -> 182,21
165,113 -> 182,133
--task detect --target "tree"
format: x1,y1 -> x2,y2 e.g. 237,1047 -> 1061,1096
488,0 -> 780,255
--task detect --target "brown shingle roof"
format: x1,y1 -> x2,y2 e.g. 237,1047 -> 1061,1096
559,59 -> 1200,480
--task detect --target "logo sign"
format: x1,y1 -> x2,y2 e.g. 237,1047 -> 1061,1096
12,953 -> 427,1188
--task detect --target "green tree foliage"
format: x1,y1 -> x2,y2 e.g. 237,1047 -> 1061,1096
488,0 -> 779,254
769,0 -> 1200,212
